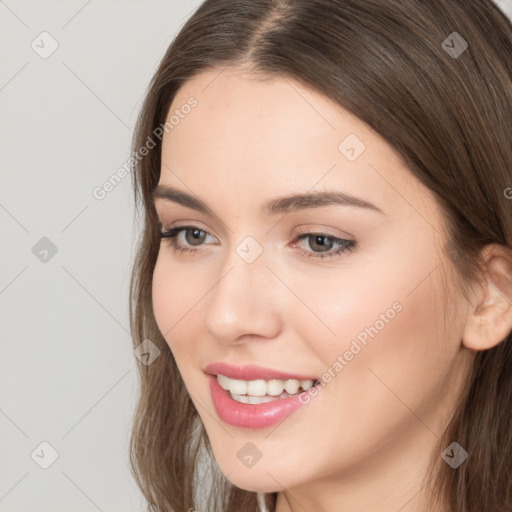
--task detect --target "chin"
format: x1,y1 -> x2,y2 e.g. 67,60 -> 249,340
211,452 -> 297,493
224,472 -> 284,494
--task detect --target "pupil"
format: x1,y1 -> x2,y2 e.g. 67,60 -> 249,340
312,235 -> 331,252
188,228 -> 205,246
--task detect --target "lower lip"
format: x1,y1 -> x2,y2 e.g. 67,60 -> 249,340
208,374 -> 317,429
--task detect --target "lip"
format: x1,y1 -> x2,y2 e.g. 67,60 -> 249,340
204,362 -> 318,381
208,374 -> 319,428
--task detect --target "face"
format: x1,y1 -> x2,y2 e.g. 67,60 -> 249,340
152,66 -> 473,496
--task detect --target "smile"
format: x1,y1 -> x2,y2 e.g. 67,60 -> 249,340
208,373 -> 322,428
217,374 -> 318,404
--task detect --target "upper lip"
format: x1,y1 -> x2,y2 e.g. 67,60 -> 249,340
204,362 -> 318,381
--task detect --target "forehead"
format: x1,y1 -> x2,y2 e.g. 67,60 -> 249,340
159,67 -> 439,227
166,67 -> 363,156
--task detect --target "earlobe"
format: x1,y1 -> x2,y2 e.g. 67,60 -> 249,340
462,245 -> 512,351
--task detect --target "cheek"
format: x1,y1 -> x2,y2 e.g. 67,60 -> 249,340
151,254 -> 212,405
151,254 -> 202,355
284,247 -> 450,406
325,271 -> 450,430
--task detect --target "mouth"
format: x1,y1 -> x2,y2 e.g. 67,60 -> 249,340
214,373 -> 322,404
205,363 -> 323,428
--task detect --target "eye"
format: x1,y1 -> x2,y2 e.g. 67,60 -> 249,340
292,227 -> 356,260
159,225 -> 217,256
159,224 -> 357,260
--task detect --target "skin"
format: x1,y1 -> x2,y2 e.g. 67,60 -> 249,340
151,65 -> 485,512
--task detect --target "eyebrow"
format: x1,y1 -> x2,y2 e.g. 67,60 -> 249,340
153,185 -> 384,216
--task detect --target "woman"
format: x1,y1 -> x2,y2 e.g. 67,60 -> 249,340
128,1 -> 512,511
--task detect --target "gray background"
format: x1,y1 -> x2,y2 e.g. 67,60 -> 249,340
1,0 -> 511,511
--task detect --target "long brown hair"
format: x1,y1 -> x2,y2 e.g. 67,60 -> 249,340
128,1 -> 512,510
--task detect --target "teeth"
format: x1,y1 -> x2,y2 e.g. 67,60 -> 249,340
284,379 -> 299,394
229,379 -> 247,395
246,379 -> 267,396
217,374 -> 316,397
267,379 -> 284,396
301,380 -> 314,391
231,394 -> 278,404
217,374 -> 231,391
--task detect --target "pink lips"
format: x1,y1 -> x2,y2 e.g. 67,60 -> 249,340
205,362 -> 320,429
204,362 -> 318,381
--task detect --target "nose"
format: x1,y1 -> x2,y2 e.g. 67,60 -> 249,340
203,249 -> 282,346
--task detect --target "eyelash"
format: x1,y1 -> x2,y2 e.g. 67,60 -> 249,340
158,224 -> 356,260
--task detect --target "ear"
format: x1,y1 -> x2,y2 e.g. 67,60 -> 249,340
462,244 -> 512,351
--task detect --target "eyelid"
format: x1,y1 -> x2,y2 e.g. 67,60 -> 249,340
161,220 -> 353,241
155,204 -> 228,239
159,220 -> 220,240
294,224 -> 355,240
